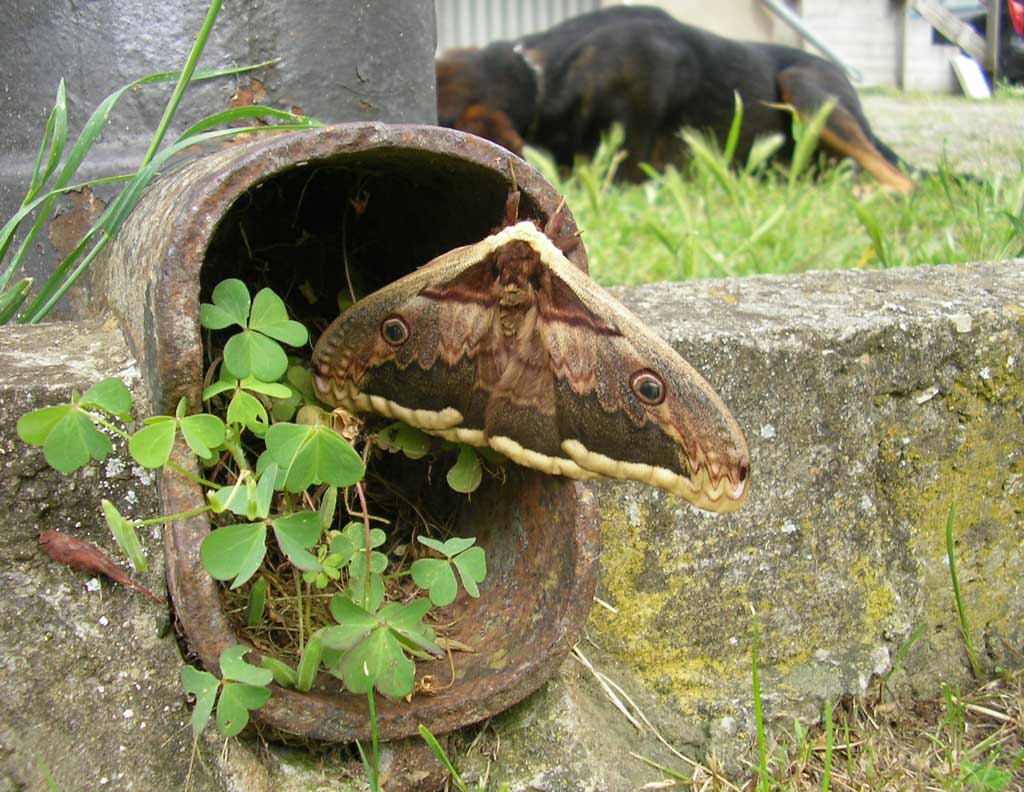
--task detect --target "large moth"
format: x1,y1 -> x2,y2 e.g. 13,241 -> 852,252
312,200 -> 750,513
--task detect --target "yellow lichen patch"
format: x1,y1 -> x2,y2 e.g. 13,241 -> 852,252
588,496 -> 751,710
849,554 -> 899,629
879,354 -> 1024,678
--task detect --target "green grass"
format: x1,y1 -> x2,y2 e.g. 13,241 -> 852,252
525,124 -> 1024,287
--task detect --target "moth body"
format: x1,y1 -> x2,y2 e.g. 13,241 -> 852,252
313,221 -> 750,513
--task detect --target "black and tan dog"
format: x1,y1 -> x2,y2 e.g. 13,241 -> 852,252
436,6 -> 915,192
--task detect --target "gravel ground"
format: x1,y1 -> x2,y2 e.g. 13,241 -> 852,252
861,93 -> 1024,178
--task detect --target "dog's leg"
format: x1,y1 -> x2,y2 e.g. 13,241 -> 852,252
776,65 -> 915,194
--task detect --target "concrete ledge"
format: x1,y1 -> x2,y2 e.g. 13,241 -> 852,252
1,261 -> 1021,789
472,260 -> 1023,787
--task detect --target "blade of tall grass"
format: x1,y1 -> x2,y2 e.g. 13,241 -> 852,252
680,129 -> 738,203
852,199 -> 896,268
1,0 -> 286,318
21,121 -> 318,323
26,80 -> 68,204
821,699 -> 833,792
788,99 -> 835,189
0,278 -> 33,324
723,91 -> 744,167
0,62 -> 274,294
176,105 -> 320,141
751,605 -> 770,791
745,133 -> 786,175
945,502 -> 982,679
142,0 -> 222,165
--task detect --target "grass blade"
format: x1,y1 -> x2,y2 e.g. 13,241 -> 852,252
723,91 -> 744,166
945,501 -> 982,679
176,106 -> 321,141
751,605 -> 769,791
20,125 -> 300,323
419,725 -> 468,792
788,99 -> 835,189
680,129 -> 738,202
141,0 -> 223,166
821,698 -> 833,792
0,278 -> 33,324
26,80 -> 68,203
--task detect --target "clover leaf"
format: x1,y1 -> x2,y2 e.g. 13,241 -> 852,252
102,499 -> 147,573
200,279 -> 250,330
411,536 -> 486,605
216,682 -> 272,737
80,377 -> 132,419
199,521 -> 268,589
128,397 -> 225,468
17,397 -> 114,473
180,666 -> 219,736
264,421 -> 364,492
447,445 -> 482,493
249,288 -> 308,346
201,280 -> 308,383
321,596 -> 438,699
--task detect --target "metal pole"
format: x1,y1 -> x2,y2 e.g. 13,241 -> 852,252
987,0 -> 1002,80
759,0 -> 864,82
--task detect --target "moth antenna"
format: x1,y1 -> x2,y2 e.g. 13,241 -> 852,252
497,161 -> 522,228
543,196 -> 582,255
502,189 -> 521,228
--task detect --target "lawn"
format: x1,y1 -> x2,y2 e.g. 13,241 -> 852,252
525,110 -> 1024,287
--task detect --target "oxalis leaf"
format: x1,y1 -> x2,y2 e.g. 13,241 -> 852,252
219,644 -> 274,686
453,546 -> 486,598
339,627 -> 415,699
249,288 -> 308,346
128,416 -> 176,468
216,682 -> 271,738
410,557 -> 458,607
226,389 -> 269,435
447,445 -> 482,493
412,537 -> 485,604
180,666 -> 219,736
264,422 -> 364,492
200,278 -> 250,330
80,377 -> 132,418
223,329 -> 287,382
271,511 -> 322,571
101,499 -> 147,573
199,521 -> 267,589
180,412 -> 225,459
43,406 -> 113,473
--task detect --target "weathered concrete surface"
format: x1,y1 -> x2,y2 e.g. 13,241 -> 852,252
455,260 -> 1023,789
0,321 -> 211,792
1,261 -> 1021,790
0,323 -> 438,791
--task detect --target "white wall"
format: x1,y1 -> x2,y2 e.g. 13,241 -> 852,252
601,0 -> 800,45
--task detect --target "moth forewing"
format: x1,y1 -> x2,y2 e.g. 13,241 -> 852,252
311,220 -> 750,512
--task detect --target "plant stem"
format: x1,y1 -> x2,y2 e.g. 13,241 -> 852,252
367,691 -> 380,790
945,501 -> 982,679
751,605 -> 769,791
295,569 -> 304,652
132,504 -> 212,528
821,699 -> 833,792
165,461 -> 222,489
356,481 -> 372,610
87,412 -> 131,441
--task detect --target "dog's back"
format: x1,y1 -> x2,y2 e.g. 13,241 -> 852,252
435,5 -> 915,191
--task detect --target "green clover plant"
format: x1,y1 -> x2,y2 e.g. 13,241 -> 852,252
18,275 -> 490,754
